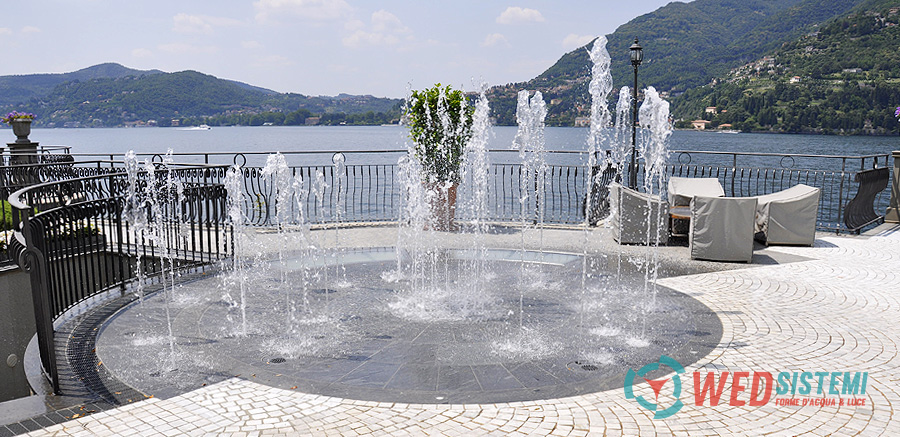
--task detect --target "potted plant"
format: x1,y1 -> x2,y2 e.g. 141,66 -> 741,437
2,111 -> 36,144
405,84 -> 474,231
49,224 -> 106,255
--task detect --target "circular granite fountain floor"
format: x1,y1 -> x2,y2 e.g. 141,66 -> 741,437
97,247 -> 722,404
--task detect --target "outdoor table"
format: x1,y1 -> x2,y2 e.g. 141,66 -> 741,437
669,205 -> 691,238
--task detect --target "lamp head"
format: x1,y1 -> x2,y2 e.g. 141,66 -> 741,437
630,39 -> 643,67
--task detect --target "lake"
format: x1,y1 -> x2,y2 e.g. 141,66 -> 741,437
22,125 -> 899,169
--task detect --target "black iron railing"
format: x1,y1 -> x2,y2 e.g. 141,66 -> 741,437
4,147 -> 892,393
8,165 -> 230,392
224,151 -> 888,232
654,151 -> 891,233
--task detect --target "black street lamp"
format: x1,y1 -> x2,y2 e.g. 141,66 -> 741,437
629,38 -> 643,189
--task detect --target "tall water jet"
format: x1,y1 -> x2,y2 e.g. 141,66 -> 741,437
223,164 -> 249,336
123,151 -> 148,304
130,150 -> 183,364
612,87 -> 633,183
290,173 -> 312,318
331,152 -> 349,288
311,170 -> 332,311
393,84 -> 486,322
458,83 -> 493,310
261,153 -> 294,326
512,89 -> 547,329
637,86 -> 672,340
583,36 -> 614,342
586,36 -> 614,183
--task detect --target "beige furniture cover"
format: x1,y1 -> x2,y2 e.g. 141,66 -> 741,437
668,177 -> 725,206
690,195 -> 757,262
609,182 -> 668,245
754,184 -> 820,246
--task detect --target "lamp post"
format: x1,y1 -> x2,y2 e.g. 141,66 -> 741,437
629,39 -> 643,189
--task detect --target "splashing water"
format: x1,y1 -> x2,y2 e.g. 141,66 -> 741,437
123,149 -> 184,366
261,153 -> 295,327
583,36 -> 615,349
612,86 -> 633,181
637,86 -> 672,339
459,82 -> 493,307
394,85 -> 497,321
513,89 -> 547,330
123,151 -> 148,304
223,164 -> 249,336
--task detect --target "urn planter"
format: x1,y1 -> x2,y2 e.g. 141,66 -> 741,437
10,120 -> 32,144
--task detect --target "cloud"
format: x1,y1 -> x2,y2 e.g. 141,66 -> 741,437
481,33 -> 509,48
254,0 -> 352,23
496,7 -> 544,25
342,10 -> 412,49
241,40 -> 264,50
21,26 -> 41,34
173,13 -> 242,34
158,42 -> 219,55
0,28 -> 11,36
131,48 -> 154,58
562,34 -> 595,50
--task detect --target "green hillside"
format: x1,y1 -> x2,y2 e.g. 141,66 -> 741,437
488,0 -> 868,126
672,0 -> 900,134
0,63 -> 163,107
1,66 -> 402,128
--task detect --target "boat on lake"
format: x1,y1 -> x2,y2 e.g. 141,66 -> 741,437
180,124 -> 211,131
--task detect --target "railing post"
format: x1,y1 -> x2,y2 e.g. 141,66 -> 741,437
886,151 -> 900,223
15,213 -> 60,393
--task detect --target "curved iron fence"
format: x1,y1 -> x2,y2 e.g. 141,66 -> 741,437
8,166 -> 230,392
3,149 -> 892,393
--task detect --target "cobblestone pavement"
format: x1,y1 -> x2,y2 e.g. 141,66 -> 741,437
23,228 -> 900,436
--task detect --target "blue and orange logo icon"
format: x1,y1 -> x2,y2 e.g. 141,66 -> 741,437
624,355 -> 685,419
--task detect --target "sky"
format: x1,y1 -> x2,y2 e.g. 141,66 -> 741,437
0,1 -> 675,99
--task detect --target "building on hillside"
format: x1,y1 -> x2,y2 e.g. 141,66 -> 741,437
305,117 -> 320,126
705,107 -> 718,115
574,116 -> 590,127
691,120 -> 712,130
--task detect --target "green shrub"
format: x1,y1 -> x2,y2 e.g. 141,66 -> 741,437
405,84 -> 474,183
1,200 -> 14,232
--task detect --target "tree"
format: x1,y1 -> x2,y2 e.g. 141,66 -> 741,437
405,84 -> 474,184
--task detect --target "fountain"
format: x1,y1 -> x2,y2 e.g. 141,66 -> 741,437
92,72 -> 719,405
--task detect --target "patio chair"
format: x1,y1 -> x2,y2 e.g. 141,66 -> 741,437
609,182 -> 668,245
690,195 -> 757,263
754,184 -> 820,246
667,177 -> 725,206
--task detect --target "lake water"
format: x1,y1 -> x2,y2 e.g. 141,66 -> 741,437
22,125 -> 899,169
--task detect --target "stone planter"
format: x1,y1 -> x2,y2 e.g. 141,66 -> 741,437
425,182 -> 458,232
10,119 -> 32,144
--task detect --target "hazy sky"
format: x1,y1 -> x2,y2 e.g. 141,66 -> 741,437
1,1 -> 673,98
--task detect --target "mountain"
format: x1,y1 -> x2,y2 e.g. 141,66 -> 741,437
671,0 -> 900,134
0,64 -> 402,127
0,63 -> 163,107
487,0 -> 869,126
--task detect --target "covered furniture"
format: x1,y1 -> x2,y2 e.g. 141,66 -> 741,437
609,182 -> 668,245
690,195 -> 757,262
667,177 -> 725,206
754,184 -> 820,246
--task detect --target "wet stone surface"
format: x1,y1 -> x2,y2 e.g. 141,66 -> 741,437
97,247 -> 722,404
